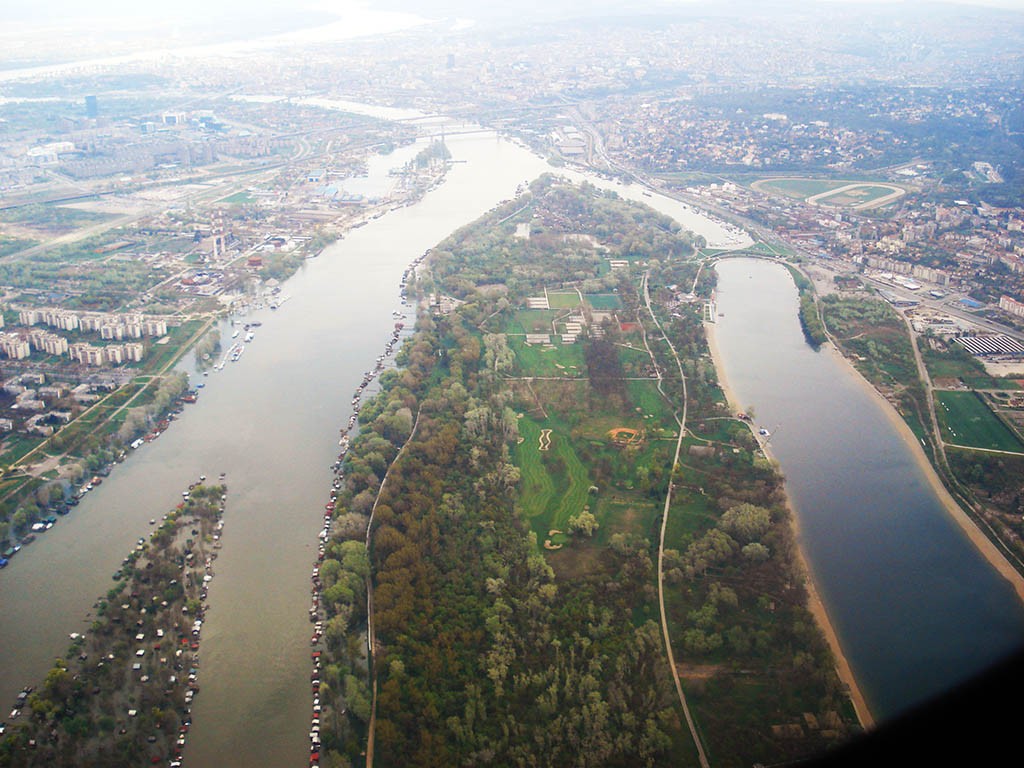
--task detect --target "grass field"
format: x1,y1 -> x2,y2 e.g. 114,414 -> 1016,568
515,415 -> 593,540
593,497 -> 660,546
547,291 -> 580,309
936,390 -> 1024,452
752,178 -> 904,209
812,184 -> 903,207
508,309 -> 558,334
626,379 -> 678,433
511,337 -> 586,377
962,376 -> 1021,391
218,192 -> 256,205
617,344 -> 654,374
516,416 -> 556,522
924,352 -> 985,380
752,178 -> 846,199
585,293 -> 623,310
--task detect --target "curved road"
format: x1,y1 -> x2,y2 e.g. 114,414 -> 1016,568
364,409 -> 421,768
642,272 -> 710,768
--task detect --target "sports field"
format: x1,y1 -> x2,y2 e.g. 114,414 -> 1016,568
750,178 -> 842,199
936,390 -> 1024,452
547,291 -> 581,309
585,293 -> 623,310
752,178 -> 907,210
508,309 -> 559,334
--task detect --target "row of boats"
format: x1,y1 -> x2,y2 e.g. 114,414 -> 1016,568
0,465 -> 111,567
307,250 -> 428,766
167,475 -> 226,765
6,474 -> 225,766
216,322 -> 261,369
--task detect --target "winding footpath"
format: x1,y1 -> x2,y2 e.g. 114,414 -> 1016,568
364,409 -> 422,768
641,272 -> 710,768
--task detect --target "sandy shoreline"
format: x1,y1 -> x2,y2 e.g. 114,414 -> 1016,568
705,320 -> 876,729
825,343 -> 1024,604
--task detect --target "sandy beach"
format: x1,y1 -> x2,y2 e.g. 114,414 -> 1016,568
825,343 -> 1024,605
707,304 -> 1024,732
705,320 -> 876,729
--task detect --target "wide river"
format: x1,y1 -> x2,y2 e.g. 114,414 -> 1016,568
711,257 -> 1024,722
4,118 -> 1019,764
0,120 -> 751,765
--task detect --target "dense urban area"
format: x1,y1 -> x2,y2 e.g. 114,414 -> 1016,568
1,1 -> 1023,767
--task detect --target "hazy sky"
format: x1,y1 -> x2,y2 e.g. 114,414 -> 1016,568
3,0 -> 1023,22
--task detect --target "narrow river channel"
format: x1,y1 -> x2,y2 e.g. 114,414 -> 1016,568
710,257 -> 1024,723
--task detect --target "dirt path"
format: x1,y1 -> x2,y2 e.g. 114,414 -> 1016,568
642,272 -> 710,768
365,409 -> 422,768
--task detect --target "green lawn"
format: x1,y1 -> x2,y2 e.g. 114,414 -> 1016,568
626,379 -> 678,433
617,343 -> 654,374
754,178 -> 846,199
585,293 -> 623,310
515,415 -> 593,541
509,309 -> 558,334
511,337 -> 586,378
549,436 -> 592,530
516,416 -> 556,523
962,376 -> 1020,391
593,497 -> 660,546
547,291 -> 580,309
218,191 -> 256,204
923,351 -> 982,380
935,390 -> 1024,452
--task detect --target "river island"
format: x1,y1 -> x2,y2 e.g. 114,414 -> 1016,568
310,176 -> 861,767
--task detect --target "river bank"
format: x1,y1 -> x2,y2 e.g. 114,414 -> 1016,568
705,318 -> 875,730
826,340 -> 1024,604
1,479 -> 226,765
708,253 -> 1024,728
788,256 -> 1024,602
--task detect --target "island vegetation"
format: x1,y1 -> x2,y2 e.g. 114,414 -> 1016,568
0,481 -> 226,767
311,176 -> 858,768
786,265 -> 827,349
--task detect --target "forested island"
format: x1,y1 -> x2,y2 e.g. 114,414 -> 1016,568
311,177 -> 859,767
1,481 -> 226,766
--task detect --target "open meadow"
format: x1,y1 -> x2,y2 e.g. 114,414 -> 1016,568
936,390 -> 1024,452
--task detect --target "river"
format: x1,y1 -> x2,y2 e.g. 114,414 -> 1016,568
5,119 -> 1015,762
710,257 -> 1024,722
0,128 -> 554,763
